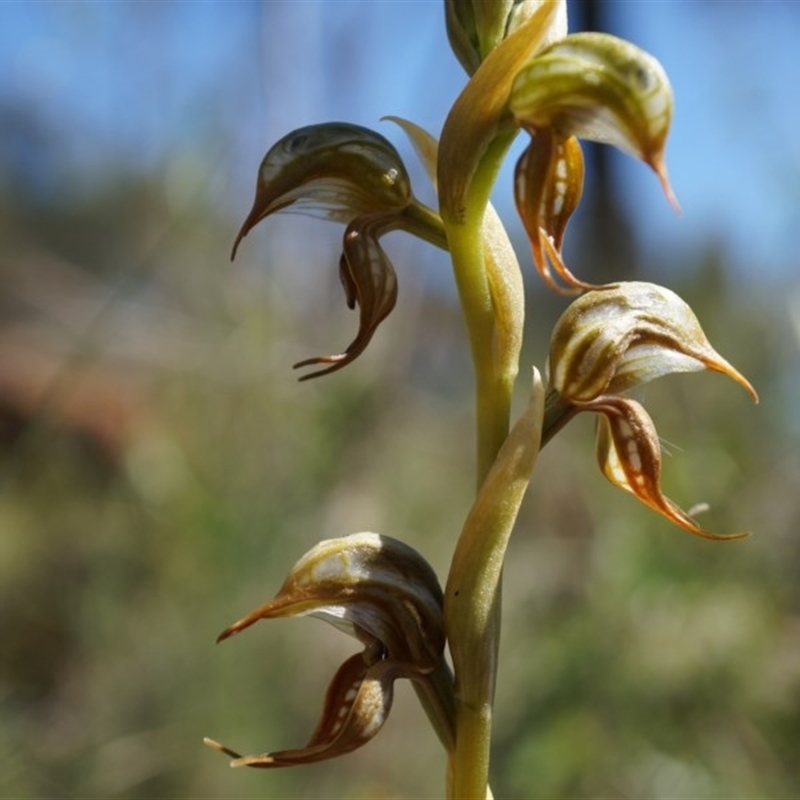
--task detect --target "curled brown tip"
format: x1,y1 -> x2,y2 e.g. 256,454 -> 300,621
215,627 -> 236,644
230,229 -> 246,261
215,602 -> 275,643
230,201 -> 268,261
293,353 -> 348,381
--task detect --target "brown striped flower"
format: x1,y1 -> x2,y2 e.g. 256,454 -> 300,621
204,533 -> 454,768
509,33 -> 679,291
513,130 -> 586,292
546,282 -> 758,538
231,123 -> 445,379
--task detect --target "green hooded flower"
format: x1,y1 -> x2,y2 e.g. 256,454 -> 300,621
546,282 -> 758,538
205,533 -> 454,767
231,123 -> 445,379
510,33 -> 679,290
445,0 -> 567,76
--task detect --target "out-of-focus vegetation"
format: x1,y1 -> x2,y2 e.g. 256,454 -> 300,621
2,3 -> 799,799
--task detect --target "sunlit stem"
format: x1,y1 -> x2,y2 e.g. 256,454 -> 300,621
441,131 -> 523,800
443,133 -> 518,483
444,374 -> 544,799
542,387 -> 580,447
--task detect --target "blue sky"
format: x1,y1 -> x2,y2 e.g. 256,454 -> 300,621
1,1 -> 798,283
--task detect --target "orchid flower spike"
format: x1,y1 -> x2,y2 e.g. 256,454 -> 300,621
546,282 -> 758,539
204,533 -> 454,768
231,123 -> 446,379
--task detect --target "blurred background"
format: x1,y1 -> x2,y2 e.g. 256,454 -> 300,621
1,2 -> 798,798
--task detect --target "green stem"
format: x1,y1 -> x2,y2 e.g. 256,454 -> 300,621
444,376 -> 544,799
447,218 -> 512,482
444,132 -> 519,483
401,200 -> 449,251
442,131 -> 525,799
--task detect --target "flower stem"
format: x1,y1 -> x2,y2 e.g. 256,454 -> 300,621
441,130 -> 525,799
444,375 -> 544,798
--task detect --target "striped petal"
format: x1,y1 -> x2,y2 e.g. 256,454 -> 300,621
548,282 -> 758,403
231,123 -> 413,259
510,32 -> 679,211
292,215 -> 399,381
514,130 -> 588,292
205,533 -> 451,769
593,396 -> 748,540
205,654 -> 409,768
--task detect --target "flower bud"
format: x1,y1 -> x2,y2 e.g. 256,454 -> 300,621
438,0 -> 564,223
445,0 -> 567,76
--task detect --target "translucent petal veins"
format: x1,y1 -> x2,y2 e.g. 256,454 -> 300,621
594,397 -> 749,540
216,533 -> 446,669
206,533 -> 450,769
509,32 -> 679,212
230,122 -> 449,379
231,123 -> 413,260
514,131 -> 590,292
548,282 -> 759,404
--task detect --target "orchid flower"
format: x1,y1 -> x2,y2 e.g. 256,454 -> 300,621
510,33 -> 680,292
215,3 -> 759,797
204,532 -> 454,768
545,282 -> 758,538
231,123 -> 446,379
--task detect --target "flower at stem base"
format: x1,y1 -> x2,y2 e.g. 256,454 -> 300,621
546,282 -> 758,538
204,532 -> 454,768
